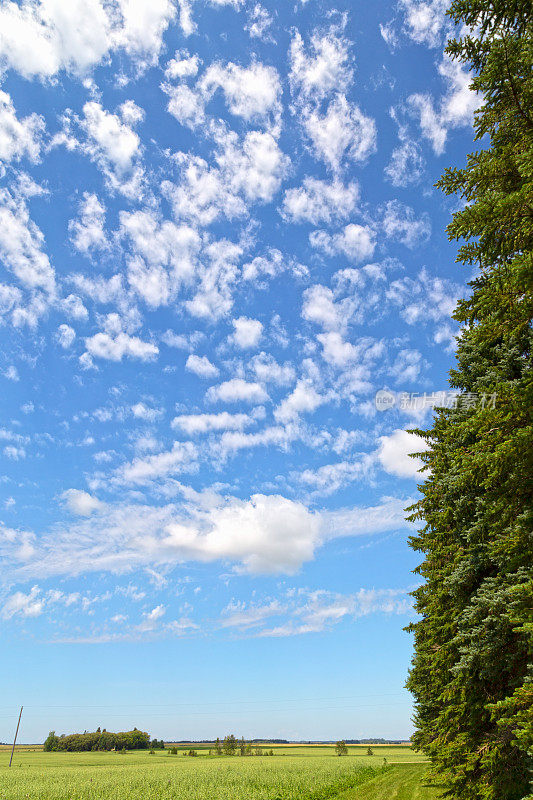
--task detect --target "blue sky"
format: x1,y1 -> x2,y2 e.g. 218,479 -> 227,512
0,0 -> 477,743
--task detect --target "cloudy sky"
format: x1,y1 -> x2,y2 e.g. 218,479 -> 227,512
0,0 -> 476,742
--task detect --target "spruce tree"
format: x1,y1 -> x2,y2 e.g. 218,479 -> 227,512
406,1 -> 533,798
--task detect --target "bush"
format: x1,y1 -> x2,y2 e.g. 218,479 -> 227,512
366,747 -> 373,756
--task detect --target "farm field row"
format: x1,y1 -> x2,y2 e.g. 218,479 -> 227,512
0,746 -> 429,800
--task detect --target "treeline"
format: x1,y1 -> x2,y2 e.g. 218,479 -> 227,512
406,0 -> 533,797
212,735 -> 274,756
43,728 -> 160,752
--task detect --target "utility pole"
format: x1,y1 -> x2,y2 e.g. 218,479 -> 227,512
9,707 -> 23,768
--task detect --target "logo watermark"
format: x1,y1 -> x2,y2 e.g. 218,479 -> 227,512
375,390 -> 497,412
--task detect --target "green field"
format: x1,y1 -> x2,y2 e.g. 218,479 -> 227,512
0,746 -> 433,800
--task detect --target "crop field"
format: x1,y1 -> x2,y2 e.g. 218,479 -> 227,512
0,746 -> 430,800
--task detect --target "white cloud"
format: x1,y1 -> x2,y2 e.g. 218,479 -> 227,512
274,379 -> 325,423
220,599 -> 283,629
80,101 -> 145,198
186,354 -> 219,378
258,587 -> 412,637
185,239 -> 243,320
386,267 -> 460,326
303,95 -> 376,171
381,200 -> 431,248
163,83 -> 206,129
384,140 -> 425,187
302,284 -> 350,333
377,429 -> 429,478
137,603 -> 166,631
163,494 -> 319,574
164,50 -> 200,79
171,412 -> 252,435
0,90 -> 45,164
281,177 -> 359,225
120,210 -> 200,307
131,402 -> 163,421
177,0 -> 195,36
2,496 -> 412,582
310,223 -> 375,263
3,365 -> 19,381
297,455 -> 373,496
390,348 -> 423,383
2,586 -> 43,619
0,0 -> 176,79
164,131 -> 289,227
217,424 -> 296,455
114,0 -> 175,65
289,28 -> 353,103
245,4 -> 273,41
115,441 -> 197,484
0,189 -> 56,326
250,353 -> 295,386
3,445 -> 26,460
62,489 -> 103,516
85,326 -> 158,362
56,323 -> 76,349
408,55 -> 478,154
69,193 -> 108,254
201,61 -> 281,127
207,378 -> 268,404
230,316 -> 263,349
399,0 -> 449,48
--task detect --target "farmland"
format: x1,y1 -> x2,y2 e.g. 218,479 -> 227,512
0,745 -> 432,800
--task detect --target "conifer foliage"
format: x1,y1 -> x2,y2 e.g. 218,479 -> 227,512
406,2 -> 533,798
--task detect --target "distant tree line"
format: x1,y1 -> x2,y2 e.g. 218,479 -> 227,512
43,727 -> 155,752
210,735 -> 273,756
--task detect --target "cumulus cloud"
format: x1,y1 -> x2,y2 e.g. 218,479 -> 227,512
303,95 -> 376,171
0,0 -> 176,79
289,27 -> 353,103
85,316 -> 158,362
69,193 -> 108,254
62,489 -> 104,516
386,267 -> 460,326
384,140 -> 425,187
171,412 -> 252,435
274,379 -> 325,423
399,0 -> 450,48
381,200 -> 431,248
201,61 -> 281,127
0,91 -> 45,164
56,324 -> 76,349
230,316 -> 263,349
114,441 -> 198,485
2,585 -> 43,619
206,378 -> 268,404
408,55 -> 479,154
310,223 -> 375,263
281,177 -> 359,225
377,429 -> 429,478
245,4 -> 273,40
79,100 -> 145,198
120,209 -> 200,308
2,495 -> 413,583
0,189 -> 56,327
185,354 -> 219,378
163,130 -> 289,227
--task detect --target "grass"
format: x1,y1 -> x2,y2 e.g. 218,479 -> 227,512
336,764 -> 441,799
0,746 -> 431,800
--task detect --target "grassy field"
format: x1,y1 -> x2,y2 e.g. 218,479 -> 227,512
0,745 -> 431,799
337,765 -> 440,799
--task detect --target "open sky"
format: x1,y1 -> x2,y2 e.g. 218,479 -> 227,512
0,0 -> 477,743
